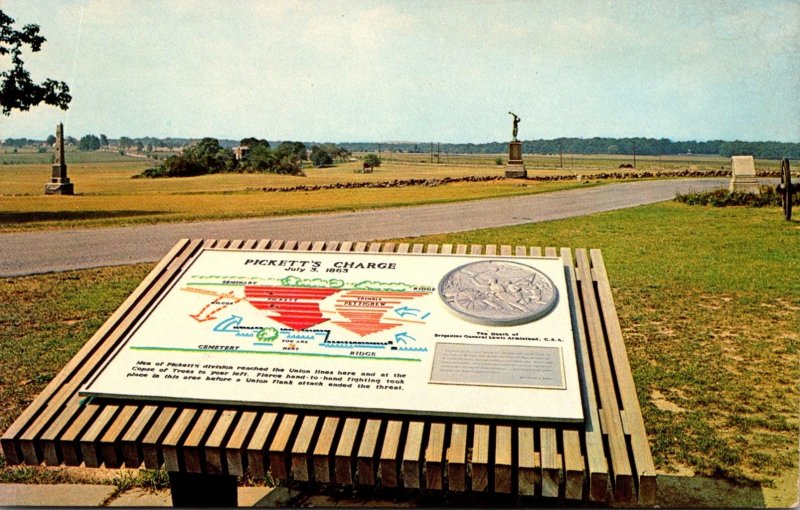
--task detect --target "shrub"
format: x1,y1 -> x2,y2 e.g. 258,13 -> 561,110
674,186 -> 796,207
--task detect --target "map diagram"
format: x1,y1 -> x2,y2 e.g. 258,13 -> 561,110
156,274 -> 436,362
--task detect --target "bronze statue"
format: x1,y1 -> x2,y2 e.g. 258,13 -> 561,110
508,112 -> 520,141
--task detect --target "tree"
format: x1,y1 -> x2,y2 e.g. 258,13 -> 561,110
275,141 -> 306,161
99,134 -> 108,147
46,134 -> 55,145
363,153 -> 382,167
119,136 -> 133,149
239,137 -> 269,149
310,145 -> 333,167
0,10 -> 71,115
78,134 -> 101,151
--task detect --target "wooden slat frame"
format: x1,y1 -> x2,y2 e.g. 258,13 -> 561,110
1,239 -> 655,505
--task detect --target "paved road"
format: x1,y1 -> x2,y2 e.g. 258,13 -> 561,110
1,178 -> 729,277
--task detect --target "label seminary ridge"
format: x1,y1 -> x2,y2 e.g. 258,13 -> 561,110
83,249 -> 584,422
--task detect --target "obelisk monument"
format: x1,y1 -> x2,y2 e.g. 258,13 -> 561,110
44,123 -> 74,195
505,112 -> 526,178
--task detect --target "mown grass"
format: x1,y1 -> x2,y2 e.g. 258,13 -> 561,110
0,170 -> 592,232
0,202 -> 796,493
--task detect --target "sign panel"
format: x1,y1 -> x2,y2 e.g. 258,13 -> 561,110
82,249 -> 584,422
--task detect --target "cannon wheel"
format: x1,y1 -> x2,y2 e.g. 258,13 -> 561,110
781,158 -> 792,221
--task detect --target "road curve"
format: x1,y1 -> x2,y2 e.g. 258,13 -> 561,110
0,178 -> 728,277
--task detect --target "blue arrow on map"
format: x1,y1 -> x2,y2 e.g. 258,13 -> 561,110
394,306 -> 421,318
394,332 -> 416,344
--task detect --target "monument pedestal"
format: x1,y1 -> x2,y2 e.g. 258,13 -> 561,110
729,155 -> 760,195
44,123 -> 74,195
505,140 -> 526,178
44,180 -> 74,195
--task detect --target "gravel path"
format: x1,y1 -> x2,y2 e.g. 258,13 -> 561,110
0,178 -> 729,277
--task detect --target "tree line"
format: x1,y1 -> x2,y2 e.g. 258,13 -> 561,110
340,138 -> 800,159
6,135 -> 799,160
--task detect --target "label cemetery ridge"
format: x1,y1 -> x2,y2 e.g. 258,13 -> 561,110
82,249 -> 584,422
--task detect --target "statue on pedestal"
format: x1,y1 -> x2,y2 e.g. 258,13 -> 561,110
44,123 -> 74,195
508,112 -> 521,141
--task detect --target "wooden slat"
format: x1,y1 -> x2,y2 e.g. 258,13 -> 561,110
563,430 -> 584,500
446,424 -> 467,492
470,244 -> 482,255
425,423 -> 445,490
353,241 -> 368,252
471,424 -> 490,492
246,412 -> 278,479
311,240 -> 326,251
500,245 -> 512,256
368,242 -> 381,253
440,244 -> 453,255
396,243 -> 410,253
290,416 -> 319,482
79,405 -> 119,468
99,405 -> 138,468
517,427 -> 537,496
356,419 -> 382,486
455,244 -> 467,255
401,421 -> 424,489
183,409 -> 218,473
560,248 -> 608,502
268,414 -> 299,480
591,249 -> 657,505
576,249 -> 633,501
204,410 -> 237,475
298,241 -> 312,251
121,405 -> 159,468
485,244 -> 497,256
338,241 -> 353,252
334,418 -> 361,484
381,242 -> 396,253
39,394 -> 84,466
142,407 -> 178,469
411,243 -> 424,254
162,408 -> 198,472
426,244 -> 439,254
494,425 -> 512,494
379,420 -> 402,488
312,417 -> 339,483
58,404 -> 100,466
515,245 -> 527,257
540,428 -> 560,498
224,411 -> 257,477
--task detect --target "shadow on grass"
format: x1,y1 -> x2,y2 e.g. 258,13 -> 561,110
0,211 -> 162,225
657,474 -> 768,508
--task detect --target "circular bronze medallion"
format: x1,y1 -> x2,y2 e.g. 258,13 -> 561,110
438,260 -> 558,326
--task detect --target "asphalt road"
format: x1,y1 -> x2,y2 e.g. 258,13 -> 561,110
1,178 -> 730,277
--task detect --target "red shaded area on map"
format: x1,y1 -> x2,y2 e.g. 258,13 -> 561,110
332,290 -> 429,336
245,286 -> 339,330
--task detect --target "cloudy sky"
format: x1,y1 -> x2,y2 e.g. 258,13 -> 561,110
2,0 -> 798,143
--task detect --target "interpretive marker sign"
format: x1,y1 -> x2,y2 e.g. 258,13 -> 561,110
82,249 -> 584,422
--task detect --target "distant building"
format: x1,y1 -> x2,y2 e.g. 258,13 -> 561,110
233,146 -> 250,160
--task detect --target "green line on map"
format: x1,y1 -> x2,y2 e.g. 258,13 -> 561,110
129,346 -> 421,362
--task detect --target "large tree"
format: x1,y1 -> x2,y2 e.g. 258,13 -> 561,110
0,10 -> 71,115
78,134 -> 101,151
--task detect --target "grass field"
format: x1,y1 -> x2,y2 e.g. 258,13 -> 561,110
1,201 -> 797,506
1,150 -> 789,233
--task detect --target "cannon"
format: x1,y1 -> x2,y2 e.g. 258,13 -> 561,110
776,158 -> 798,220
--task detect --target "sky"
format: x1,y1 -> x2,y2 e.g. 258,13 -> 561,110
1,0 -> 799,143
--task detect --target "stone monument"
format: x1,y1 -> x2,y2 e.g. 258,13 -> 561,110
729,155 -> 760,195
44,123 -> 74,195
505,112 -> 526,178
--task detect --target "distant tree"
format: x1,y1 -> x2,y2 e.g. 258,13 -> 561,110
310,145 -> 333,167
275,141 -> 306,161
240,137 -> 269,149
245,144 -> 277,171
136,141 -> 144,152
363,153 -> 382,167
78,134 -> 101,151
46,134 -> 55,145
65,135 -> 77,146
0,10 -> 71,115
99,134 -> 108,147
119,136 -> 132,149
